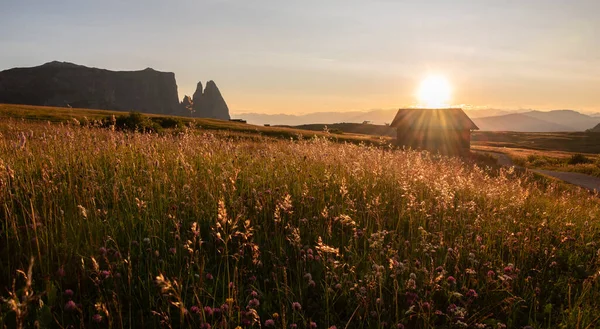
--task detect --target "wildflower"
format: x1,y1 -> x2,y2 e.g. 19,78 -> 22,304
310,321 -> 317,329
92,314 -> 103,323
292,302 -> 302,311
466,289 -> 478,298
204,306 -> 213,316
64,289 -> 74,297
435,266 -> 444,272
396,324 -> 405,329
65,300 -> 78,312
308,280 -> 316,288
248,298 -> 260,308
99,247 -> 107,255
329,326 -> 337,329
421,302 -> 430,311
101,270 -> 111,279
206,273 -> 213,280
251,290 -> 259,298
290,324 -> 298,329
201,323 -> 211,329
447,276 -> 456,285
221,303 -> 229,312
265,319 -> 275,327
57,267 -> 66,278
169,247 -> 176,254
487,270 -> 495,278
503,264 -> 513,274
447,304 -> 457,313
190,306 -> 200,314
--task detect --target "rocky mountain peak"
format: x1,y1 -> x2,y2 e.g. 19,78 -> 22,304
191,80 -> 230,120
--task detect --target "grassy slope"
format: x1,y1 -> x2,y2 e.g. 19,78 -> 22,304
0,108 -> 600,328
0,104 -> 390,146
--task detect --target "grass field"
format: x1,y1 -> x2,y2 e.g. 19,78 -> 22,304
1,105 -> 600,328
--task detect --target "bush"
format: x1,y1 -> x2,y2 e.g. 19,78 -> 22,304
151,116 -> 184,129
568,153 -> 592,165
110,112 -> 162,133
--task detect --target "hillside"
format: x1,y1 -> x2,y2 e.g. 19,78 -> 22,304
1,116 -> 600,328
522,109 -> 600,131
472,113 -> 574,132
0,103 -> 388,146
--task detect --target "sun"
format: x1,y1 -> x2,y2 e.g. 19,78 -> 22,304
417,75 -> 452,108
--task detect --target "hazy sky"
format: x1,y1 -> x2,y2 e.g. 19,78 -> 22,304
1,0 -> 599,114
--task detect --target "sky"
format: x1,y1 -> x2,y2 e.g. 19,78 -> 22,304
1,0 -> 599,114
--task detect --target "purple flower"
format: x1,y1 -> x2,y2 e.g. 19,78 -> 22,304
169,247 -> 176,254
65,300 -> 77,312
206,273 -> 213,280
310,321 -> 317,329
251,290 -> 259,298
292,302 -> 302,311
220,303 -> 229,312
466,289 -> 478,298
190,306 -> 200,314
212,307 -> 221,316
64,289 -> 74,297
200,323 -> 211,329
447,276 -> 456,285
405,292 -> 418,305
421,302 -> 430,311
204,306 -> 213,316
265,319 -> 275,327
289,324 -> 298,329
329,326 -> 337,329
396,324 -> 405,329
447,304 -> 457,313
308,280 -> 316,288
503,265 -> 513,274
92,314 -> 103,323
248,298 -> 260,308
99,247 -> 107,255
101,270 -> 111,279
435,266 -> 444,272
487,270 -> 495,278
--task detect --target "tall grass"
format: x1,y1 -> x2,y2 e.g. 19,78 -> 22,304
1,120 -> 599,328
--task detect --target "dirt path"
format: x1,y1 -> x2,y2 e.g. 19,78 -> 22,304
480,151 -> 600,193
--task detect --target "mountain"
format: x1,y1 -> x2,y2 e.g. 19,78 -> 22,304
472,113 -> 575,132
236,109 -> 400,126
191,81 -> 230,120
520,110 -> 600,131
237,108 -> 597,132
587,123 -> 600,132
0,61 -> 180,115
0,61 -> 231,120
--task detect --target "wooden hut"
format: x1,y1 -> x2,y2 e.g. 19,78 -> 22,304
390,108 -> 478,155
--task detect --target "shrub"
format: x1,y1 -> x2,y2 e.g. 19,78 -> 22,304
151,116 -> 184,129
113,112 -> 161,133
568,153 -> 592,165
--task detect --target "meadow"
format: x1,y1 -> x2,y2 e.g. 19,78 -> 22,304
1,116 -> 600,329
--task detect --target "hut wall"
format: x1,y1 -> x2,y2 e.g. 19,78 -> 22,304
395,127 -> 472,155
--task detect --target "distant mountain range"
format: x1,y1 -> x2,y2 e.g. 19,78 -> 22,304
235,109 -> 600,132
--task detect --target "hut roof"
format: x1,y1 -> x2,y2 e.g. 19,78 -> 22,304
390,108 -> 479,130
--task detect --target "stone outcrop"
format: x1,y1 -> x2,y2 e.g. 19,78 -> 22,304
191,80 -> 230,120
0,61 -> 180,115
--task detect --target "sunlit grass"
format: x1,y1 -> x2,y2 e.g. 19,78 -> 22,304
1,120 -> 599,328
